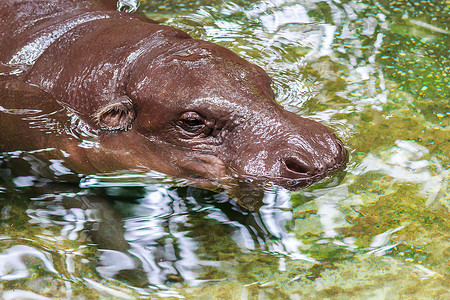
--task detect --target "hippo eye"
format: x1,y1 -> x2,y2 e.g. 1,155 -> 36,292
177,112 -> 206,133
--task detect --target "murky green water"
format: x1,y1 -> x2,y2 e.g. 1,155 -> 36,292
1,0 -> 449,298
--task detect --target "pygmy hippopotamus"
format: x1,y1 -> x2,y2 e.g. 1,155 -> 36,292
0,0 -> 347,201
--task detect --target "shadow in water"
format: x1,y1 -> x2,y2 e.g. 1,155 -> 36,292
82,185 -> 300,287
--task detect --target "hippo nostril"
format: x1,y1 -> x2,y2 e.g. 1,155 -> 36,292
284,158 -> 310,175
314,165 -> 326,174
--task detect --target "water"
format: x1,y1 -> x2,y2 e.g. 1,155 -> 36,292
1,0 -> 449,298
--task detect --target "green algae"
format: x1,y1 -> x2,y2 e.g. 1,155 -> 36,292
1,0 -> 449,299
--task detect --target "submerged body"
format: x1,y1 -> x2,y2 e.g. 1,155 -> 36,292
0,0 -> 347,198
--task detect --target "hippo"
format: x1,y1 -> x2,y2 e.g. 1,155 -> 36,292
0,0 -> 347,202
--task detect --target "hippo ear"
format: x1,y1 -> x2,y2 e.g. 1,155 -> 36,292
93,97 -> 135,131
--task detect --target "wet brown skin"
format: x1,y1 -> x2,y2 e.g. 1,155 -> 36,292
0,0 -> 347,199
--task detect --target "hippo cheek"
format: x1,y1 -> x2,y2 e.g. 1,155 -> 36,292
174,152 -> 232,189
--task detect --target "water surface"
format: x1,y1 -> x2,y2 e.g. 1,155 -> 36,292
1,0 -> 449,298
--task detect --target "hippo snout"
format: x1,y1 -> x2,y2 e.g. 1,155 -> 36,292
228,119 -> 348,191
281,137 -> 347,179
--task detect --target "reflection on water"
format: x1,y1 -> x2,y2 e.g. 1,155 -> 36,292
1,0 -> 449,298
0,160 -> 316,297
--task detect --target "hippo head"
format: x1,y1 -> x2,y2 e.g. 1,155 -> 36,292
92,39 -> 347,198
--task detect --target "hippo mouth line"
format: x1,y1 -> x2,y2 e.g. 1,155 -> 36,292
180,158 -> 345,193
235,157 -> 348,191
